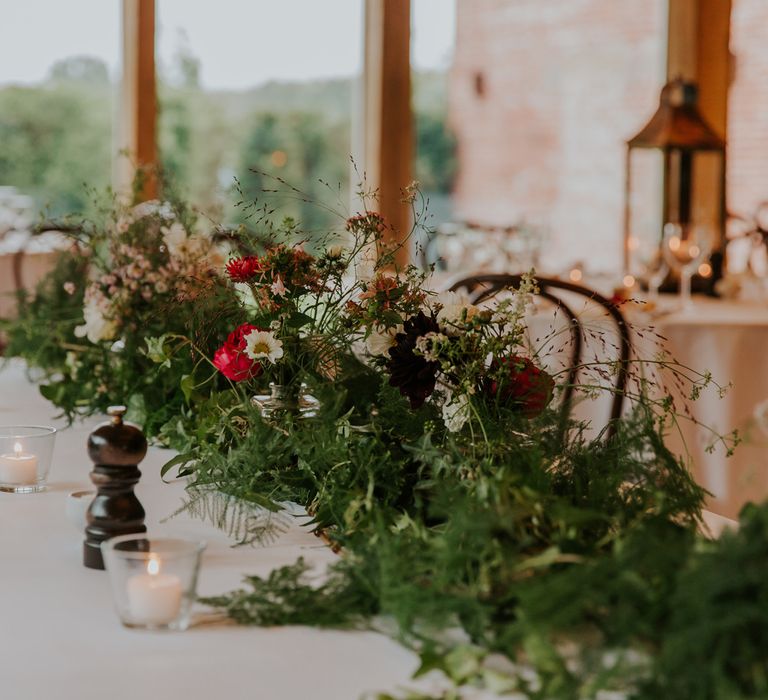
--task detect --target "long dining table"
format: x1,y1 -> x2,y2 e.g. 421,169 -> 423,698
0,349 -> 738,700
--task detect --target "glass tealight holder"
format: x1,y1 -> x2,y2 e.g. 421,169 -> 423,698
102,535 -> 206,631
0,426 -> 57,493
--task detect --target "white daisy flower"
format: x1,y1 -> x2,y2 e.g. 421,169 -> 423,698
244,329 -> 284,363
365,325 -> 401,357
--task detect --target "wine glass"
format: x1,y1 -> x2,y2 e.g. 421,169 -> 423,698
630,234 -> 668,304
662,222 -> 714,310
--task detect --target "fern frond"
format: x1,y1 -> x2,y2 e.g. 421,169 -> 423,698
166,487 -> 291,546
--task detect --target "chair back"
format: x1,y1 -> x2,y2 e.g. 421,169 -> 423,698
449,274 -> 631,439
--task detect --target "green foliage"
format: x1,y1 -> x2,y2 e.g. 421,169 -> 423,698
200,557 -> 377,628
415,111 -> 457,194
47,56 -> 110,86
0,70 -> 453,225
192,386 -> 735,697
641,502 -> 768,699
0,83 -> 111,215
2,192 -> 241,448
236,111 -> 349,231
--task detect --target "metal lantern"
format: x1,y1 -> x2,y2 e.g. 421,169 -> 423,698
623,78 -> 726,287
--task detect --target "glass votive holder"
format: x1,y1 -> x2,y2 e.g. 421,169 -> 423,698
102,534 -> 206,631
0,425 -> 57,493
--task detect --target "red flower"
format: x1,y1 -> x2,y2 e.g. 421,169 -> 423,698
486,355 -> 554,417
213,323 -> 263,382
225,256 -> 263,283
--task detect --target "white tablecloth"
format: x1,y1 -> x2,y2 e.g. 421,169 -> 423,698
652,297 -> 768,519
0,360 -> 427,700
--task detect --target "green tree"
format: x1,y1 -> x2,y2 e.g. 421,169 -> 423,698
415,110 -> 456,194
0,84 -> 111,215
47,56 -> 110,86
236,112 -> 349,232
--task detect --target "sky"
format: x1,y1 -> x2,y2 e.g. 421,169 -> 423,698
0,0 -> 456,89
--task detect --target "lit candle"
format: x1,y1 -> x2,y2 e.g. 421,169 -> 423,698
0,442 -> 38,485
126,554 -> 183,625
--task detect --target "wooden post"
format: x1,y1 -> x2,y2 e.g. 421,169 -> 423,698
116,0 -> 158,201
667,0 -> 731,247
362,0 -> 413,269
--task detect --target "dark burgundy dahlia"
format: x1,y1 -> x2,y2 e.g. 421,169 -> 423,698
386,311 -> 441,409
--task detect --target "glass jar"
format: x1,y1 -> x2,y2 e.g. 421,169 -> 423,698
101,534 -> 206,631
252,383 -> 320,420
0,425 -> 57,493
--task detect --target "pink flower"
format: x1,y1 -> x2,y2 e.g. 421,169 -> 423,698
271,275 -> 287,297
63,282 -> 76,295
213,323 -> 264,382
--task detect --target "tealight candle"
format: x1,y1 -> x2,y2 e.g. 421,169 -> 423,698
126,554 -> 182,625
0,442 -> 38,485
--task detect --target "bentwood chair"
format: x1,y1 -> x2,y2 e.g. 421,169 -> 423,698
449,274 -> 632,440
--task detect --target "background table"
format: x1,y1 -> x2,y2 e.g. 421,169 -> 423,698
651,297 -> 768,519
0,360 -> 439,700
525,293 -> 768,521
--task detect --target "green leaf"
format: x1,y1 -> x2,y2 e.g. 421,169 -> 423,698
126,393 -> 147,426
180,374 -> 196,404
514,546 -> 583,572
144,334 -> 171,367
161,452 -> 195,480
285,311 -> 314,329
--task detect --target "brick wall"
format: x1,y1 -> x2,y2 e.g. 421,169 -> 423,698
449,0 -> 666,274
728,0 -> 768,221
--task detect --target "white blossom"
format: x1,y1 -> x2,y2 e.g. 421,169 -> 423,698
161,221 -> 189,258
432,290 -> 479,333
442,392 -> 470,433
244,329 -> 284,363
74,290 -> 117,344
365,325 -> 401,357
415,331 -> 448,361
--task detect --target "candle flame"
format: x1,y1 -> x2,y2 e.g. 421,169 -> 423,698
569,268 -> 582,283
13,442 -> 23,456
147,553 -> 160,576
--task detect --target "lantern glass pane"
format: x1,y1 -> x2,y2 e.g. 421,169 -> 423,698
627,148 -> 664,278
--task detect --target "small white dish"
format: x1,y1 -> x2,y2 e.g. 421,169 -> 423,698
66,490 -> 96,531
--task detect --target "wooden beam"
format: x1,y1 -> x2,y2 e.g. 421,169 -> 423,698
116,0 -> 157,201
363,0 -> 413,269
668,0 -> 731,135
667,0 -> 698,80
666,0 -> 731,245
696,0 -> 731,138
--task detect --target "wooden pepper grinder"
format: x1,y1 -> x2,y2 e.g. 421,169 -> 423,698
83,405 -> 147,570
